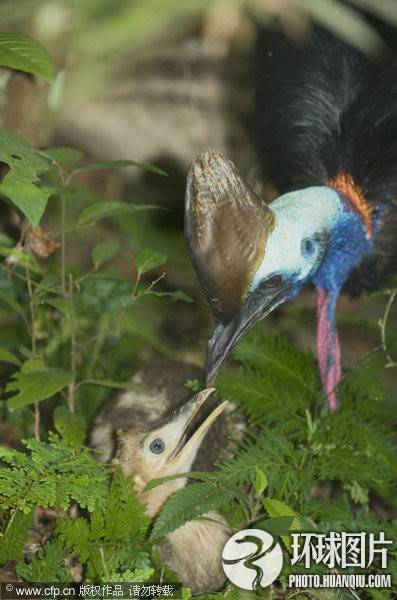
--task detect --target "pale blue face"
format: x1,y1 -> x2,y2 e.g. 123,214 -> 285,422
250,186 -> 344,292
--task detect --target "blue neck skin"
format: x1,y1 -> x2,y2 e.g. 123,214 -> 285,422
313,207 -> 377,295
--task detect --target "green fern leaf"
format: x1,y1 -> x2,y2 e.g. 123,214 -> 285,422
150,481 -> 234,542
0,511 -> 33,565
16,539 -> 69,583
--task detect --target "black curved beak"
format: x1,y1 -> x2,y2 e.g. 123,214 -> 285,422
204,280 -> 293,385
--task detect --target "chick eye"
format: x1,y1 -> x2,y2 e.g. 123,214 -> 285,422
149,438 -> 165,454
301,238 -> 316,257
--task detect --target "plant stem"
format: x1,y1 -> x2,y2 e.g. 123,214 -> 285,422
379,288 -> 397,368
67,273 -> 76,413
61,195 -> 66,296
26,268 -> 40,441
1,263 -> 57,295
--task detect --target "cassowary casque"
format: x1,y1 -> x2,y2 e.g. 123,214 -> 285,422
185,28 -> 397,411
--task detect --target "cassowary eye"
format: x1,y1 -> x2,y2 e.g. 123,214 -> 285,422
301,238 -> 316,257
149,438 -> 165,454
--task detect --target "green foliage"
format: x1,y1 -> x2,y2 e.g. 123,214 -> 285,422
17,539 -> 69,582
0,433 -> 109,513
148,329 -> 397,594
0,510 -> 33,565
53,406 -> 86,446
215,330 -> 397,508
70,159 -> 167,177
0,129 -> 52,226
77,200 -> 160,226
135,248 -> 167,275
6,358 -> 73,411
56,468 -> 150,580
0,32 -> 54,82
91,242 -> 120,269
150,480 -> 235,542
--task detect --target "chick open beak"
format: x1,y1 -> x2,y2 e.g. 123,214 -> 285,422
166,388 -> 228,466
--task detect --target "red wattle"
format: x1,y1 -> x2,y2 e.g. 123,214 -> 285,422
316,287 -> 341,411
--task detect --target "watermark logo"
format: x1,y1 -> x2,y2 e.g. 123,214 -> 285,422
222,528 -> 283,590
291,532 -> 392,569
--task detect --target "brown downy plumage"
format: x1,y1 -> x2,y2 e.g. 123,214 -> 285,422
117,389 -> 229,593
90,359 -> 244,594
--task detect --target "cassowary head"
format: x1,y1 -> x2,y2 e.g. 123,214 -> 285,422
185,150 -> 376,410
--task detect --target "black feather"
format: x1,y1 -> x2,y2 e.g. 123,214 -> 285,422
254,26 -> 397,296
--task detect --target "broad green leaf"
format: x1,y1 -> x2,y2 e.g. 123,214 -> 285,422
77,201 -> 160,226
0,129 -> 51,226
91,242 -> 120,269
0,290 -> 28,326
254,467 -> 268,496
135,248 -> 167,274
54,406 -> 86,446
0,32 -> 54,82
0,347 -> 20,366
39,147 -> 84,166
71,159 -> 167,176
7,362 -> 74,410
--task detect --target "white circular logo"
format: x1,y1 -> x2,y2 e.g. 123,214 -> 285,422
222,528 -> 283,590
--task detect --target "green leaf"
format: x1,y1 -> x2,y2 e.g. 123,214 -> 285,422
91,242 -> 120,269
39,147 -> 84,166
6,362 -> 74,410
0,433 -> 109,513
256,516 -> 295,537
145,289 -> 193,302
77,201 -> 160,226
54,406 -> 86,446
263,498 -> 313,549
0,129 -> 51,226
71,159 -> 167,176
135,248 -> 167,274
254,467 -> 268,496
17,539 -> 68,582
263,497 -> 297,520
44,298 -> 73,318
0,290 -> 28,326
0,347 -> 20,366
144,471 -> 216,492
0,511 -> 33,565
0,32 -> 54,82
150,481 -> 233,541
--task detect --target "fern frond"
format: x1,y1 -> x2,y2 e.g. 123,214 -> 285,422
0,433 -> 110,513
0,511 -> 33,566
150,481 -> 233,542
16,539 -> 69,583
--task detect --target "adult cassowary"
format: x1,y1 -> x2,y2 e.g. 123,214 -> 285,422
185,27 -> 397,411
